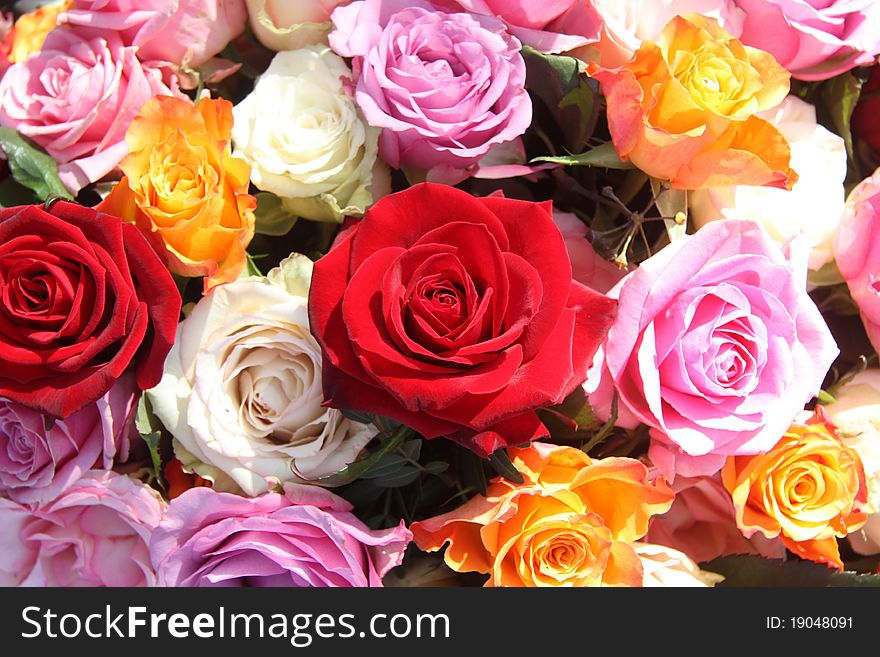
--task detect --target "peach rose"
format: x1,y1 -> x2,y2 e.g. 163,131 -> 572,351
722,408 -> 869,569
98,95 -> 256,292
6,0 -> 71,63
589,14 -> 797,190
411,442 -> 673,587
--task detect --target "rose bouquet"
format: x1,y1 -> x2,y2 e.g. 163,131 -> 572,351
1,0 -> 879,588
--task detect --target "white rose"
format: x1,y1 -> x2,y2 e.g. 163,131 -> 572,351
634,543 -> 724,587
691,95 -> 847,272
231,46 -> 387,223
245,0 -> 350,52
147,254 -> 375,496
591,0 -> 744,66
825,369 -> 880,554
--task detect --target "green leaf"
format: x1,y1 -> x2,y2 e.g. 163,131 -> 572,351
488,449 -> 525,485
0,178 -> 36,207
822,72 -> 863,162
135,395 -> 164,488
538,386 -> 600,441
245,253 -> 263,277
0,128 -> 73,202
371,466 -> 420,488
311,425 -> 411,487
817,389 -> 837,405
522,46 -> 599,152
423,461 -> 449,475
581,390 -> 618,454
341,408 -> 375,425
530,141 -> 634,169
703,555 -> 880,587
254,192 -> 298,236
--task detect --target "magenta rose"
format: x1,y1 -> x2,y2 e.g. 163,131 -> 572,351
0,471 -> 164,587
587,219 -> 838,477
329,0 -> 532,183
59,0 -> 248,68
443,0 -> 600,53
0,28 -> 181,192
151,484 -> 411,587
834,167 -> 880,353
646,475 -> 785,564
735,0 -> 880,80
0,375 -> 137,506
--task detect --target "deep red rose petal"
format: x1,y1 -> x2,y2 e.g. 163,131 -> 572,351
345,247 -> 527,409
478,195 -> 572,361
320,360 -> 461,439
567,280 -> 618,383
349,183 -> 510,272
0,202 -> 181,417
427,306 -> 578,430
445,411 -> 550,458
117,221 -> 181,391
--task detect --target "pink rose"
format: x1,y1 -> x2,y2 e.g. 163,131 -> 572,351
835,167 -> 880,354
554,210 -> 630,295
329,0 -> 532,184
587,219 -> 838,478
0,375 -> 137,506
0,28 -> 181,193
735,0 -> 880,81
151,484 -> 411,587
646,475 -> 785,563
59,0 -> 248,68
443,0 -> 601,53
0,471 -> 164,587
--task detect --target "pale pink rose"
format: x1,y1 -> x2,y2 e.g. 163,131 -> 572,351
647,475 -> 785,564
0,375 -> 137,506
329,0 -> 532,184
586,219 -> 838,478
0,471 -> 164,587
151,484 -> 411,587
443,0 -> 601,53
554,210 -> 630,295
59,0 -> 248,68
589,0 -> 744,67
835,168 -> 880,354
735,0 -> 880,81
0,28 -> 181,193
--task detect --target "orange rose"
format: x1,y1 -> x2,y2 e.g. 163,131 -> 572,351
6,0 -> 71,63
588,14 -> 797,190
98,95 -> 256,292
722,408 -> 869,569
411,443 -> 673,587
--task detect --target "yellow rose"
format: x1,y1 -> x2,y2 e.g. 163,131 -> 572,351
589,14 -> 797,190
722,408 -> 869,569
98,95 -> 256,291
411,443 -> 673,587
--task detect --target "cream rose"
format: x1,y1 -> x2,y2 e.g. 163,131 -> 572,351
147,254 -> 375,496
245,0 -> 349,51
231,45 -> 386,223
634,543 -> 724,587
691,95 -> 847,273
825,370 -> 880,555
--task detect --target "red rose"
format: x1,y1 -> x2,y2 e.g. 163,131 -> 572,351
854,66 -> 880,152
309,183 -> 617,457
0,201 -> 181,417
